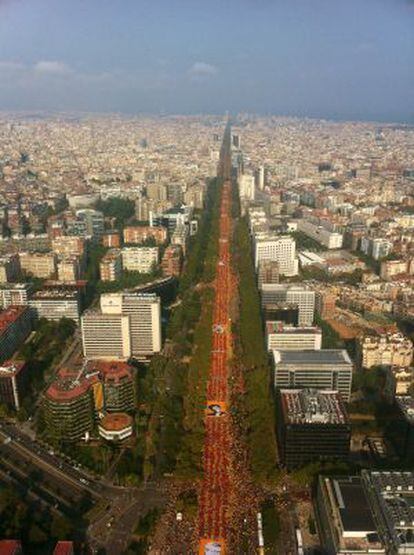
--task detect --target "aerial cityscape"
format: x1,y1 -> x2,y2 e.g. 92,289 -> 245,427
0,1 -> 414,555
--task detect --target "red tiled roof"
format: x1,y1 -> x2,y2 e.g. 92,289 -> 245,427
53,541 -> 74,555
0,306 -> 29,335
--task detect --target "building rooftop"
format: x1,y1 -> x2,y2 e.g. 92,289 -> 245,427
273,349 -> 352,365
53,541 -> 74,555
279,388 -> 349,425
0,540 -> 23,555
320,475 -> 383,552
366,471 -> 414,550
99,412 -> 133,431
46,360 -> 133,402
337,477 -> 377,533
31,288 -> 79,300
266,322 -> 321,335
0,360 -> 26,377
396,396 -> 414,423
86,359 -> 133,383
0,283 -> 31,291
46,368 -> 92,402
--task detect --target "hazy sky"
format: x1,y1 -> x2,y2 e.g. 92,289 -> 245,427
0,0 -> 413,121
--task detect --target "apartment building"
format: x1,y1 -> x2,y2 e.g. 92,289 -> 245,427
19,251 -> 57,279
52,236 -> 85,257
121,247 -> 158,273
123,225 -> 167,245
102,232 -> 121,248
360,332 -> 413,369
57,257 -> 82,282
239,173 -> 255,201
315,291 -> 337,319
86,359 -> 135,413
380,259 -> 410,280
0,283 -> 32,309
44,369 -> 94,442
361,237 -> 393,260
161,245 -> 182,277
100,249 -> 122,282
66,209 -> 104,239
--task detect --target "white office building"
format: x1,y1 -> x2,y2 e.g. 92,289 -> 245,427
100,292 -> 162,357
272,349 -> 353,402
266,323 -> 322,351
29,290 -> 81,323
297,219 -> 343,249
260,284 -> 315,326
81,311 -> 131,360
239,173 -> 255,201
254,235 -> 299,277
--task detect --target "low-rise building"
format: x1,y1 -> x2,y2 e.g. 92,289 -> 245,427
316,474 -> 385,554
53,541 -> 75,555
266,322 -> 322,351
98,412 -> 133,442
317,470 -> 414,554
0,540 -> 23,554
360,332 -> 413,369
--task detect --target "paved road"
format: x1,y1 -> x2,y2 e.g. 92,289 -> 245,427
88,484 -> 166,554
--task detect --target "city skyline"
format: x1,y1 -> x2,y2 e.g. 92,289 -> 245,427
0,0 -> 413,122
